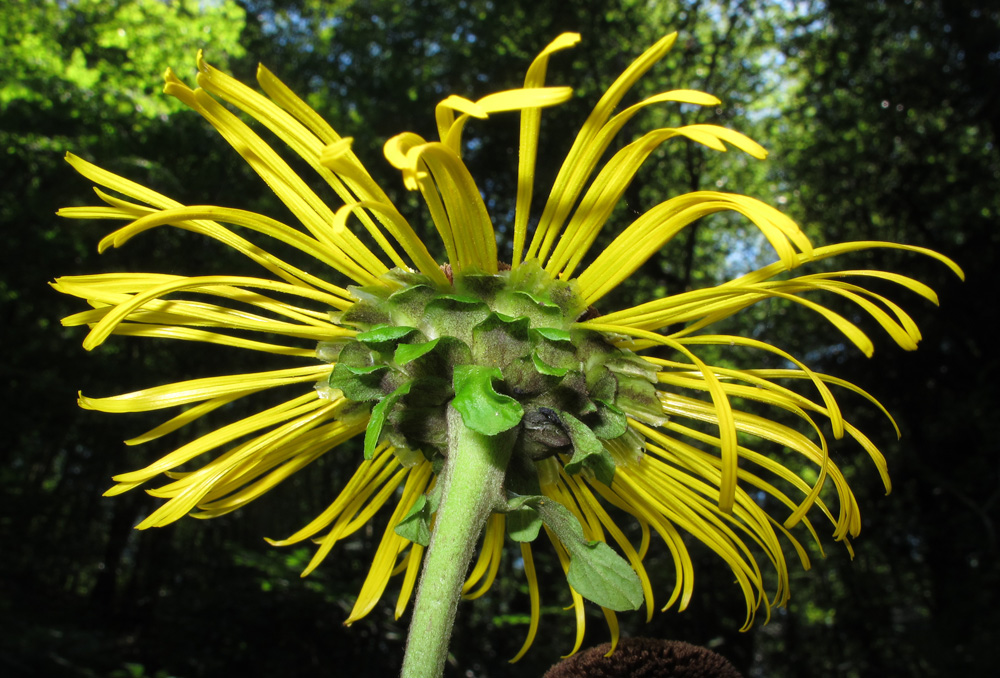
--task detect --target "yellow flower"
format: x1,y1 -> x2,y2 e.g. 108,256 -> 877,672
55,32 -> 961,661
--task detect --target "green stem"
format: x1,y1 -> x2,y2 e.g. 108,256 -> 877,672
400,406 -> 513,678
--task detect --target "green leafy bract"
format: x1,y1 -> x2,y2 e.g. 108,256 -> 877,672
394,492 -> 435,546
592,399 -> 629,439
395,338 -> 442,365
504,495 -> 642,611
530,327 -> 572,342
329,362 -> 389,401
558,410 -> 617,486
531,351 -> 570,377
364,380 -> 413,459
356,324 -> 420,351
451,365 -> 524,435
506,505 -> 543,542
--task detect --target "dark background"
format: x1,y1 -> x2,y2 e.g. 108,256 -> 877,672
2,1 -> 997,676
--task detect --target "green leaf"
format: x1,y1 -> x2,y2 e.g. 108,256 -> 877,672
395,337 -> 474,382
452,365 -> 523,435
566,540 -> 644,612
471,313 -> 531,369
356,324 -> 420,351
426,336 -> 475,369
533,334 -> 580,373
604,352 -> 660,382
386,377 -> 451,451
506,505 -> 543,542
424,296 -> 491,344
329,362 -> 388,401
531,351 -> 570,377
340,364 -> 384,375
587,367 -> 618,403
315,337 -> 351,362
502,355 -> 561,396
512,289 -> 559,310
616,375 -> 668,427
395,338 -> 441,365
500,289 -> 563,325
549,371 -> 594,414
506,495 -> 642,611
530,327 -> 572,342
385,283 -> 437,325
394,494 -> 432,545
558,410 -> 617,486
364,381 -> 413,459
339,301 -> 391,328
592,399 -> 629,439
334,340 -> 376,368
455,273 -> 505,303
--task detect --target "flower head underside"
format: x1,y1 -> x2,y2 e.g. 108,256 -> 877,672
54,33 -> 962,659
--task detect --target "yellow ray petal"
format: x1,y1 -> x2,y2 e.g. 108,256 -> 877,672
576,193 -> 811,304
384,137 -> 497,274
106,393 -> 326,495
135,399 -> 337,528
96,203 -> 366,296
462,513 -> 506,599
78,275 -> 352,350
548,124 -> 767,278
82,366 -> 327,413
193,418 -> 366,515
509,542 -> 541,662
344,462 -> 434,619
732,241 -> 964,284
197,56 -> 428,270
653,334 -> 846,439
64,152 -> 182,210
331,199 -> 450,286
124,393 -> 243,446
105,323 -> 315,356
56,280 -> 351,343
541,524 -> 587,657
437,86 -> 573,155
582,323 -> 739,512
163,70 -> 387,284
513,32 -> 582,268
526,33 -> 679,264
562,471 -> 655,620
395,542 -> 426,619
601,608 -> 620,655
600,460 -> 694,611
266,444 -> 399,547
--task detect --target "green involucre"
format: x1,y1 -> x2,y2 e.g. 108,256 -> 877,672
320,262 -> 661,610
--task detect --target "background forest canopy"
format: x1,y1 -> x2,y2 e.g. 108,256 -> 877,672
2,0 -> 998,677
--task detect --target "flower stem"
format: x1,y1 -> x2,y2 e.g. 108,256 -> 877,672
400,405 -> 514,678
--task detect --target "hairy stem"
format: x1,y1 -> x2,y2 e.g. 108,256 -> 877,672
400,406 -> 513,678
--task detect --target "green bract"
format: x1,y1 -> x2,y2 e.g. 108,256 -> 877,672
325,261 -> 657,611
320,261 -> 658,605
323,262 -> 659,475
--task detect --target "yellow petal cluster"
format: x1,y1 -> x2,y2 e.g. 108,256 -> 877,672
56,31 -> 961,659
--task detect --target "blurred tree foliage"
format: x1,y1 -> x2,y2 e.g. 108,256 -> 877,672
2,0 -> 996,676
767,1 -> 1000,675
